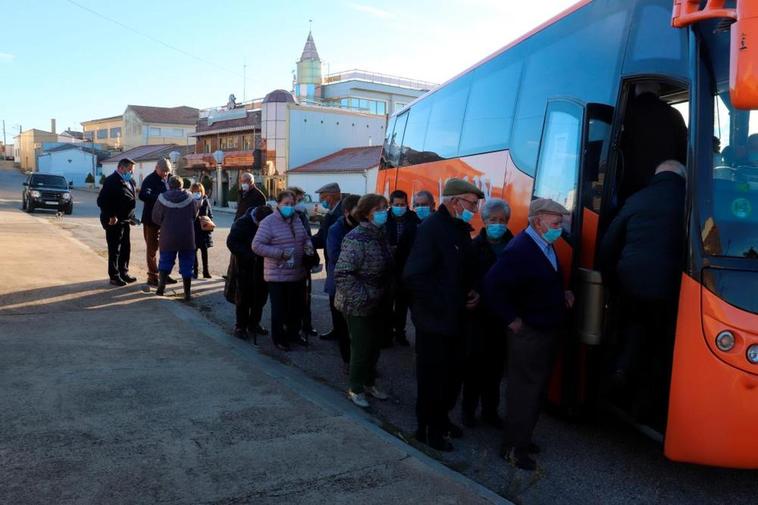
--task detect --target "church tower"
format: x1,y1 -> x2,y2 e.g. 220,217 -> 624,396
295,30 -> 322,101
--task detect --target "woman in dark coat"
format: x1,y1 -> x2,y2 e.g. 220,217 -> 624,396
191,183 -> 214,279
226,205 -> 273,341
462,197 -> 514,429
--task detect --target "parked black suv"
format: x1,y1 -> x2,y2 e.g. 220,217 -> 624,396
22,173 -> 74,214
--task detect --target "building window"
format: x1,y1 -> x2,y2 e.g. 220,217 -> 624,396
165,127 -> 184,137
149,127 -> 162,137
242,134 -> 253,150
97,129 -> 108,139
220,135 -> 240,150
109,127 -> 121,138
83,132 -> 93,141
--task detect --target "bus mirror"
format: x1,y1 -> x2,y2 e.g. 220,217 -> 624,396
730,1 -> 758,109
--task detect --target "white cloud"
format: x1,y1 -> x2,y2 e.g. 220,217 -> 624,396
346,2 -> 394,19
0,52 -> 15,62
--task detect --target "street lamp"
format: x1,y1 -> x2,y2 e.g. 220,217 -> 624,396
168,150 -> 180,168
213,149 -> 225,207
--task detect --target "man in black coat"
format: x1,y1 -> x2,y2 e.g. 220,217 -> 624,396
403,178 -> 484,452
310,182 -> 344,341
227,205 -> 273,340
234,172 -> 266,221
138,158 -> 172,286
97,158 -> 138,286
598,160 -> 686,423
386,189 -> 420,346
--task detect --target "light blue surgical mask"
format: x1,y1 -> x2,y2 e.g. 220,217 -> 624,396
320,200 -> 330,210
391,205 -> 407,217
486,223 -> 508,240
279,205 -> 295,218
192,192 -> 202,200
121,171 -> 132,182
458,208 -> 475,223
415,206 -> 431,220
542,226 -> 563,244
372,209 -> 388,227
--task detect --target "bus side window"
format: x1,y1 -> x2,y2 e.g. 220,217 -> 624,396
533,100 -> 584,233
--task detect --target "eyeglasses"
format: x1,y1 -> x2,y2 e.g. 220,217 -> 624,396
456,197 -> 480,210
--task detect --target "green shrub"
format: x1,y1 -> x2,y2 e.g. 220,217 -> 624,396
99,174 -> 106,185
85,173 -> 95,184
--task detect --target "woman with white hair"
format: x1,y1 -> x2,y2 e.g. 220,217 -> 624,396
462,197 -> 513,429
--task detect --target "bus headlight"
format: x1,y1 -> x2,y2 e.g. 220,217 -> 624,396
716,331 -> 735,352
747,345 -> 758,365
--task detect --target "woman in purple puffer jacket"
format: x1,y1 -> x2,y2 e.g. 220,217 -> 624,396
252,190 -> 313,351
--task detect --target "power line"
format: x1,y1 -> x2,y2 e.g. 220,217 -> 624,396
63,0 -> 241,77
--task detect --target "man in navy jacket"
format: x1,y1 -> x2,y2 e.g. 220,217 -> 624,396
484,198 -> 574,471
138,158 -> 172,286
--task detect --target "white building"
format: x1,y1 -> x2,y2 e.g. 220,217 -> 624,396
287,145 -> 381,200
36,144 -> 105,187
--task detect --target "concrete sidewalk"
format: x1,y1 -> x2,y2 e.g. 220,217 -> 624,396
0,204 -> 507,504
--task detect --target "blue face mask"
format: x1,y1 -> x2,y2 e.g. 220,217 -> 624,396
121,171 -> 132,182
372,209 -> 388,227
391,205 -> 407,217
192,192 -> 202,200
458,208 -> 475,223
320,200 -> 330,210
486,223 -> 508,240
279,205 -> 295,218
542,226 -> 563,244
415,206 -> 431,220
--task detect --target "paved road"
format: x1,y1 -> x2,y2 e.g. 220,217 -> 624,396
2,163 -> 756,504
0,165 -> 502,505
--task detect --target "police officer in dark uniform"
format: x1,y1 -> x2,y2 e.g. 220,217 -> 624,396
97,158 -> 137,286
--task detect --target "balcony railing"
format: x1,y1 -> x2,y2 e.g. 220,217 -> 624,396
323,69 -> 437,91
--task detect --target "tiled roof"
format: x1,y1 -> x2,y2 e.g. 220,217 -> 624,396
81,114 -> 122,125
127,105 -> 199,125
288,146 -> 382,173
102,144 -> 190,164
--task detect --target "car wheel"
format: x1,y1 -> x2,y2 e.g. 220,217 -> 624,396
21,196 -> 26,210
26,198 -> 34,213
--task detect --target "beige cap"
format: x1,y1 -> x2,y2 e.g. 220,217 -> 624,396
529,198 -> 570,217
442,178 -> 485,198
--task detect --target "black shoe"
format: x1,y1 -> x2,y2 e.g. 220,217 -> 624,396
428,432 -> 454,452
447,422 -> 463,439
182,277 -> 192,301
121,274 -> 137,283
203,272 -> 212,279
233,327 -> 249,340
500,442 -> 540,457
462,411 -> 477,428
146,278 -> 158,287
110,277 -> 127,287
303,327 -> 318,337
165,276 -> 178,285
508,448 -> 537,471
275,342 -> 291,352
319,331 -> 337,341
192,272 -> 199,280
251,324 -> 268,336
297,333 -> 309,346
482,413 -> 504,430
156,271 -> 167,296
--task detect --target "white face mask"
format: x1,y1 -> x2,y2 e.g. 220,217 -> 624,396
240,183 -> 250,192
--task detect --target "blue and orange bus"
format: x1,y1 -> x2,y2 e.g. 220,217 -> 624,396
378,0 -> 758,468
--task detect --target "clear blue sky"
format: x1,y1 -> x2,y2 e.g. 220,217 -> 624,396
0,0 -> 577,140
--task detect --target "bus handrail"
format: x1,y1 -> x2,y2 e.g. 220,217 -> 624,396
672,0 -> 737,28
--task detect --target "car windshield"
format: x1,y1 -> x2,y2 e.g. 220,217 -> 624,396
30,175 -> 68,189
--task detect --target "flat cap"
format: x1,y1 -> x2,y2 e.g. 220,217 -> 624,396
529,198 -> 570,217
118,157 -> 136,166
443,178 -> 484,198
315,182 -> 341,194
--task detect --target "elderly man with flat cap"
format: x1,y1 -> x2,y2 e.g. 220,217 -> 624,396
403,178 -> 484,452
311,182 -> 344,340
483,198 -> 575,471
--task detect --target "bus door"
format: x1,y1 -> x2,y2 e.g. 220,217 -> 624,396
531,99 -> 612,412
378,111 -> 408,196
590,77 -> 690,432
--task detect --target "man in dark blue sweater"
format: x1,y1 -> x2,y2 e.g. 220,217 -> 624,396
484,198 -> 574,471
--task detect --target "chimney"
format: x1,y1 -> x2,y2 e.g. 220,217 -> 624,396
51,118 -> 56,134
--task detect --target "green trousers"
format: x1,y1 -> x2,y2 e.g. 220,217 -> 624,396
346,313 -> 383,393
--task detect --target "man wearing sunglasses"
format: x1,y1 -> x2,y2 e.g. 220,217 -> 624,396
403,178 -> 484,452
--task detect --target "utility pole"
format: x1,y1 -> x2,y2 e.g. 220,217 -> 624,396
2,119 -> 6,146
243,59 -> 247,103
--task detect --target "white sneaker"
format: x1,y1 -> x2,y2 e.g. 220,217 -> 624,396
364,385 -> 388,400
347,390 -> 369,408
